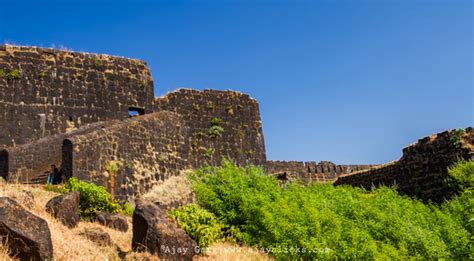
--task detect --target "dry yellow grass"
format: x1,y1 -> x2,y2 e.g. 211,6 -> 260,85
141,172 -> 195,206
0,182 -> 271,260
0,183 -> 127,260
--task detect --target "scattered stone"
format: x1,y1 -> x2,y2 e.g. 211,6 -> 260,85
132,200 -> 197,260
0,197 -> 53,260
80,227 -> 113,247
45,191 -> 80,228
96,212 -> 129,232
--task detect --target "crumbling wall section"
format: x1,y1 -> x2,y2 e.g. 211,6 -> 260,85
0,45 -> 154,149
154,89 -> 266,168
335,128 -> 474,202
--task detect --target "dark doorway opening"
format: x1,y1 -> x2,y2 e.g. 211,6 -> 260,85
61,139 -> 73,180
128,107 -> 145,118
0,150 -> 8,181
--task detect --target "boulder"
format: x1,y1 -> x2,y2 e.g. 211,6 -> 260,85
132,200 -> 197,260
45,191 -> 80,228
0,197 -> 53,260
96,212 -> 128,232
80,227 -> 113,247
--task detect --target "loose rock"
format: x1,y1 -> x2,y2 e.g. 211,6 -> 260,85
45,191 -> 80,228
96,212 -> 129,232
0,197 -> 53,260
132,200 -> 197,260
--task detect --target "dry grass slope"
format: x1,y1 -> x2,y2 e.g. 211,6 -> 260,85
0,181 -> 271,260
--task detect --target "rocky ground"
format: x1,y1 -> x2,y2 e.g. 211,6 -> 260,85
0,180 -> 270,260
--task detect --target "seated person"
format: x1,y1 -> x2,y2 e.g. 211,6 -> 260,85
46,164 -> 62,184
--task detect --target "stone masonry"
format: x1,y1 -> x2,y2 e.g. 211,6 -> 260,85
0,45 -> 471,203
335,128 -> 474,202
0,45 -> 154,148
266,160 -> 376,183
0,45 -> 268,199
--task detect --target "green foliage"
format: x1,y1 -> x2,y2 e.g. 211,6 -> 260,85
210,117 -> 222,126
203,147 -> 215,158
447,160 -> 474,190
45,180 -> 135,217
6,70 -> 20,80
38,71 -> 47,79
121,202 -> 135,217
208,126 -> 224,137
450,128 -> 466,147
44,184 -> 67,194
189,160 -> 472,260
64,178 -> 122,219
105,159 -> 122,174
169,204 -> 225,248
0,69 -> 5,78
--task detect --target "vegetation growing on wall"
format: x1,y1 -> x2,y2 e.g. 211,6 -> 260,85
185,160 -> 472,260
208,117 -> 224,137
6,69 -> 20,80
450,128 -> 466,147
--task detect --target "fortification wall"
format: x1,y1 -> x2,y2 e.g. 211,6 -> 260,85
335,127 -> 474,202
5,121 -> 111,184
154,89 -> 266,168
0,45 -> 154,148
69,111 -> 188,201
4,112 -> 188,200
266,160 -> 376,182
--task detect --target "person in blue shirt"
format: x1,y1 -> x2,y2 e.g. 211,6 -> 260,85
46,164 -> 61,184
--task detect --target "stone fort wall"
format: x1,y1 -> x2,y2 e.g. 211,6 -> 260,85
4,112 -> 188,201
67,111 -> 188,201
0,45 -> 268,198
335,128 -> 474,202
266,160 -> 376,182
154,89 -> 266,168
0,45 -> 154,148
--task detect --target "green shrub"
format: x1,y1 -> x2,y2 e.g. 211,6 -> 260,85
208,126 -> 224,137
450,128 -> 466,147
6,70 -> 20,80
447,160 -> 474,190
169,204 -> 224,248
64,178 -> 122,219
121,202 -> 135,217
0,69 -> 5,78
189,160 -> 472,260
210,117 -> 221,126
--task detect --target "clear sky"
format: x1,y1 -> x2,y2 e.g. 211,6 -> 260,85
0,0 -> 472,164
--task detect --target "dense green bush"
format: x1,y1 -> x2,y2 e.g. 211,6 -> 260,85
169,204 -> 224,248
447,160 -> 474,190
443,160 -> 473,237
45,178 -> 133,219
64,178 -> 122,219
189,160 -> 472,260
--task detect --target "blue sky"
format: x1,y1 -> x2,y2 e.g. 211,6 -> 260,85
0,0 -> 472,164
